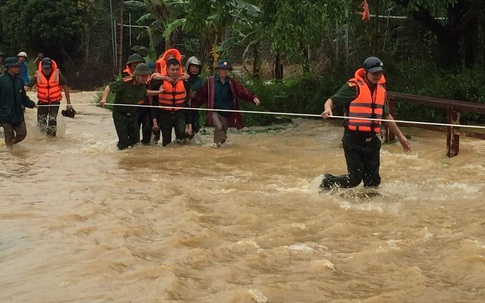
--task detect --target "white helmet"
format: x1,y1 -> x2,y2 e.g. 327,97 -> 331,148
17,51 -> 28,58
185,56 -> 202,75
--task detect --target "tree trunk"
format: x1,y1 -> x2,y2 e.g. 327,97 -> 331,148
408,0 -> 484,70
463,14 -> 478,68
166,28 -> 177,50
252,46 -> 261,79
274,50 -> 283,80
301,42 -> 310,73
436,31 -> 461,69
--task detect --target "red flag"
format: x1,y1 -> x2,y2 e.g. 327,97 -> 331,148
359,0 -> 370,22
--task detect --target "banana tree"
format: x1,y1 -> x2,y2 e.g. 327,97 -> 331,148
260,0 -> 348,74
125,0 -> 190,58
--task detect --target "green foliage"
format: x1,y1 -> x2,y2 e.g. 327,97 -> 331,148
1,0 -> 83,53
387,60 -> 485,123
239,73 -> 344,126
240,58 -> 485,126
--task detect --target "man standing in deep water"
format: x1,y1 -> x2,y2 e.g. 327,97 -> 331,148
321,56 -> 411,190
0,57 -> 37,148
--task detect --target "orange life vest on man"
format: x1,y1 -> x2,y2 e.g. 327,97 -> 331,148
346,68 -> 386,133
35,59 -> 62,104
155,48 -> 184,76
158,79 -> 186,111
123,65 -> 134,76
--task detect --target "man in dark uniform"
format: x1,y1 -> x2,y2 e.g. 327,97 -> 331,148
320,57 -> 411,189
0,57 -> 37,148
99,63 -> 161,150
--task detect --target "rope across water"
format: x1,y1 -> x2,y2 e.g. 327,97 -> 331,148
37,103 -> 485,130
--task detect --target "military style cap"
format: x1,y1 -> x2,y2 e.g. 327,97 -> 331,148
4,57 -> 21,67
146,61 -> 156,73
126,54 -> 145,65
133,63 -> 152,75
215,59 -> 233,70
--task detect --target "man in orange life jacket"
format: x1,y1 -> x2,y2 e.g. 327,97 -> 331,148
320,57 -> 411,189
25,57 -> 72,137
151,58 -> 191,146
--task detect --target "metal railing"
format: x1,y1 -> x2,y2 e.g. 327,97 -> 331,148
386,92 -> 485,157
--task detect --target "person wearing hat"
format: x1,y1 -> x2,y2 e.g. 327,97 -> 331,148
0,51 -> 5,75
320,56 -> 411,190
99,54 -> 147,112
25,57 -> 72,137
123,53 -> 145,77
17,51 -> 29,85
99,63 -> 163,150
194,58 -> 261,148
185,56 -> 204,138
0,57 -> 37,148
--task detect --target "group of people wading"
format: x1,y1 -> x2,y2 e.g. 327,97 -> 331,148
99,49 -> 260,150
1,50 -> 410,190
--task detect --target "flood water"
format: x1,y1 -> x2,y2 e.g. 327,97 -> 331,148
1,92 -> 484,303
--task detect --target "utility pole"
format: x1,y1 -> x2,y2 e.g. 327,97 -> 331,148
118,0 -> 124,74
373,0 -> 380,55
109,0 -> 116,71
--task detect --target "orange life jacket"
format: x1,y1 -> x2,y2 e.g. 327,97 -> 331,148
158,79 -> 186,111
123,65 -> 134,76
346,68 -> 386,133
155,48 -> 184,76
35,59 -> 62,103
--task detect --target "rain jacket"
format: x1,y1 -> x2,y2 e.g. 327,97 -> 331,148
0,72 -> 36,124
194,75 -> 257,129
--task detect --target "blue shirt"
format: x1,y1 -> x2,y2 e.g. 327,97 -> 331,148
213,74 -> 233,117
19,62 -> 29,85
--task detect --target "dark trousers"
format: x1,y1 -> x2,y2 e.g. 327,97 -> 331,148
325,132 -> 381,188
113,111 -> 139,150
1,121 -> 27,147
137,108 -> 152,145
191,110 -> 200,133
37,102 -> 60,137
156,110 -> 185,146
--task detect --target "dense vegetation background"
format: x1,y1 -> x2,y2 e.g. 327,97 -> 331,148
1,0 -> 484,124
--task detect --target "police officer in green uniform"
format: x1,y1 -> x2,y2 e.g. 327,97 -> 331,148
320,57 -> 411,189
99,63 -> 161,150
